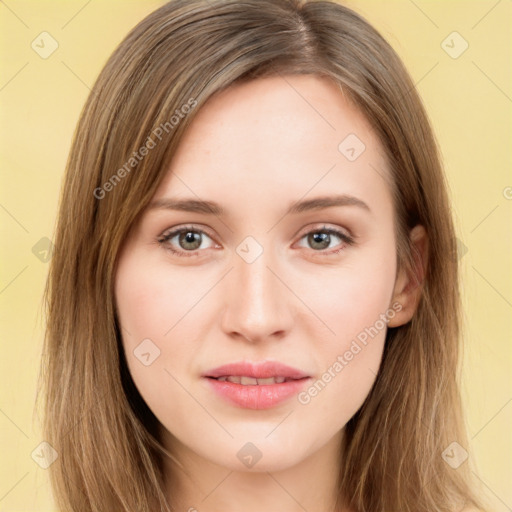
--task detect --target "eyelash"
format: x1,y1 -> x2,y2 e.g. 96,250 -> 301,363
157,224 -> 355,258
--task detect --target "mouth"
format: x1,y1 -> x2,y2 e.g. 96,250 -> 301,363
203,360 -> 310,380
207,375 -> 305,385
202,361 -> 312,409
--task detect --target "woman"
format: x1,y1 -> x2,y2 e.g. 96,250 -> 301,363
39,0 -> 486,510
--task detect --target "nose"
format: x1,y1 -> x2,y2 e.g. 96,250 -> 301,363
220,245 -> 295,344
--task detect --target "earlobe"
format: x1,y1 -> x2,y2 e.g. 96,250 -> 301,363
387,225 -> 429,328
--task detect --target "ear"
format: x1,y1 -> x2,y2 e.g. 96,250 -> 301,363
387,224 -> 428,328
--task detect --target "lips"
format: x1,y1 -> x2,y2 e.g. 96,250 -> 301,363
204,361 -> 310,380
202,361 -> 311,409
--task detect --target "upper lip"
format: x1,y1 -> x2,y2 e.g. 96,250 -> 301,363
203,361 -> 310,380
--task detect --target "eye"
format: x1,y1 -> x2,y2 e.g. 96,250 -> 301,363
296,226 -> 354,254
157,225 -> 218,257
157,224 -> 354,258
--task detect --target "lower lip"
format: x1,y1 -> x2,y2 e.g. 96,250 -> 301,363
204,377 -> 311,410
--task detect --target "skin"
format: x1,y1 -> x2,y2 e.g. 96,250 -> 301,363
114,74 -> 427,512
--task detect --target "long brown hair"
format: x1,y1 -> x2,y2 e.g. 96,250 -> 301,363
38,0 -> 487,510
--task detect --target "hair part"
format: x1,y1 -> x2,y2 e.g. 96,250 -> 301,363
39,1 -> 486,510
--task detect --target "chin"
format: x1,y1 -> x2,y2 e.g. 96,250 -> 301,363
178,434 -> 301,471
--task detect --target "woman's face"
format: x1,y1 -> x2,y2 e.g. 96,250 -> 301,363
115,74 -> 409,475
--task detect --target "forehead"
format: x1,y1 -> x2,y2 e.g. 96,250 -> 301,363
153,74 -> 392,219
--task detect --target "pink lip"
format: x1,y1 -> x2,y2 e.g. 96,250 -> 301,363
202,361 -> 311,410
203,361 -> 310,380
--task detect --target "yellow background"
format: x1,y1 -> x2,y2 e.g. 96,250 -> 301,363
0,1 -> 510,510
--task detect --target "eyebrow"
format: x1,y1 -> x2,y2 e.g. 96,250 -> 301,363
148,194 -> 371,216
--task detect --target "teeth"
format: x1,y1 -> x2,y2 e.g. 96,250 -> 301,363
216,376 -> 289,385
257,377 -> 279,385
239,376 -> 257,385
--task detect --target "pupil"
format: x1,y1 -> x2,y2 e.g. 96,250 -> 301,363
309,232 -> 329,250
180,231 -> 200,250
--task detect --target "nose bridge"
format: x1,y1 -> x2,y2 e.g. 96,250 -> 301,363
220,240 -> 293,342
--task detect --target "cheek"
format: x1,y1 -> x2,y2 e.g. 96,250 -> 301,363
114,256 -> 207,451
115,250 -> 211,342
294,238 -> 396,417
114,252 -> 207,399
301,231 -> 397,345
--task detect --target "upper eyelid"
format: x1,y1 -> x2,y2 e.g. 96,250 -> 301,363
295,224 -> 352,239
159,224 -> 217,240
